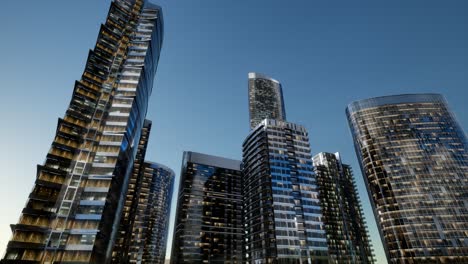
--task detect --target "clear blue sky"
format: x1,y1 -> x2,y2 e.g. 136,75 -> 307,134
0,0 -> 467,263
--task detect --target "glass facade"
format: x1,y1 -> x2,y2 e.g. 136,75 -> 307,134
347,94 -> 468,263
243,119 -> 329,264
129,162 -> 174,264
141,162 -> 174,264
171,151 -> 243,263
248,72 -> 287,130
113,120 -> 152,263
312,152 -> 375,264
2,1 -> 163,263
112,120 -> 175,264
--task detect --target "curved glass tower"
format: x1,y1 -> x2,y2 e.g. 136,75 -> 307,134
248,73 -> 287,130
347,94 -> 468,263
2,1 -> 163,263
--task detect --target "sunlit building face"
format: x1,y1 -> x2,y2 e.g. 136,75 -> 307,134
347,94 -> 468,263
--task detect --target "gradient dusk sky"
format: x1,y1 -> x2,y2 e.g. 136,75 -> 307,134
0,0 -> 467,263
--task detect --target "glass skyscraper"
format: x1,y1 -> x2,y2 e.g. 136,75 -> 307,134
312,152 -> 375,264
243,119 -> 328,264
347,94 -> 468,263
171,151 -> 243,263
113,119 -> 152,263
112,120 -> 174,264
248,72 -> 287,130
2,0 -> 163,263
126,162 -> 174,264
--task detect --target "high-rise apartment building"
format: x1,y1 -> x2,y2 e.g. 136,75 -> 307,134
171,151 -> 243,263
347,94 -> 468,263
248,72 -> 287,129
113,119 -> 152,262
112,120 -> 174,264
312,152 -> 374,264
2,1 -> 163,263
128,162 -> 174,264
143,162 -> 174,264
244,72 -> 328,263
243,119 -> 328,264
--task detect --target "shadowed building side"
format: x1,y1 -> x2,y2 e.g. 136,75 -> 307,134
313,152 -> 375,264
112,119 -> 174,264
133,162 -> 174,264
171,151 -> 243,263
113,120 -> 152,263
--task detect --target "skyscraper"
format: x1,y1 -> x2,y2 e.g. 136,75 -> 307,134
113,119 -> 152,263
346,94 -> 468,263
112,120 -> 174,264
2,1 -> 163,263
171,151 -> 243,263
248,72 -> 287,129
243,119 -> 328,264
312,152 -> 375,264
128,162 -> 174,264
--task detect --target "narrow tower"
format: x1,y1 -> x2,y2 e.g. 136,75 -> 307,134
313,152 -> 375,263
248,72 -> 287,129
113,120 -> 153,262
112,120 -> 174,264
128,162 -> 174,264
